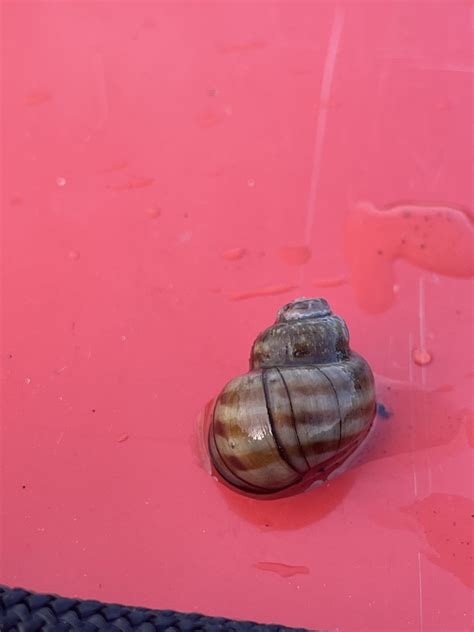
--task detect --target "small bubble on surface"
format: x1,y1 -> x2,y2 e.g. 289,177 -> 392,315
179,231 -> 192,242
56,177 -> 66,187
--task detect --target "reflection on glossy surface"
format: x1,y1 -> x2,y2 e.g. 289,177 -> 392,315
351,375 -> 467,467
345,202 -> 474,313
254,561 -> 310,577
402,494 -> 474,589
218,468 -> 357,530
373,494 -> 474,589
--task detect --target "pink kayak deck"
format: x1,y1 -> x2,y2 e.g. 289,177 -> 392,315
2,2 -> 473,631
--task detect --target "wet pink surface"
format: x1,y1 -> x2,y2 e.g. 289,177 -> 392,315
1,2 -> 473,631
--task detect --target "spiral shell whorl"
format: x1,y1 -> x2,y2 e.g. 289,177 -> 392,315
277,297 -> 332,322
251,298 -> 350,370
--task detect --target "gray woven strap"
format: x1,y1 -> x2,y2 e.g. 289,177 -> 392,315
0,585 -> 311,631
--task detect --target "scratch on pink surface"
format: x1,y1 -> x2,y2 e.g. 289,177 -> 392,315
464,410 -> 474,448
196,110 -> 225,128
25,91 -> 52,106
417,551 -> 425,632
417,276 -> 429,386
101,160 -> 128,173
407,333 -> 419,500
221,248 -> 246,261
433,383 -> 454,393
417,64 -> 474,74
93,53 -> 109,131
229,284 -> 298,301
313,275 -> 347,288
303,7 -> 345,245
254,562 -> 310,578
218,40 -> 266,54
108,178 -> 154,191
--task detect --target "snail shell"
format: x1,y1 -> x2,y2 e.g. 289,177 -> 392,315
208,298 -> 376,495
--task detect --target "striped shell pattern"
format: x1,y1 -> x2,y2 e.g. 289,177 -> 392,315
208,298 -> 376,495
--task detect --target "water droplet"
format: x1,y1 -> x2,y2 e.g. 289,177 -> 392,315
56,177 -> 66,187
247,179 -> 255,187
412,348 -> 433,366
222,248 -> 246,261
145,206 -> 161,219
117,433 -> 129,443
279,245 -> 312,266
68,250 -> 80,261
120,335 -> 127,342
25,377 -> 31,384
345,201 -> 474,314
229,440 -> 236,449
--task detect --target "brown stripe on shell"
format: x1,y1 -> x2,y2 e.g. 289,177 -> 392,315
212,415 -> 321,464
277,366 -> 342,467
212,372 -> 302,491
319,353 -> 375,450
262,368 -> 309,474
208,423 -> 268,494
209,432 -> 365,468
215,388 -> 240,406
212,418 -> 228,438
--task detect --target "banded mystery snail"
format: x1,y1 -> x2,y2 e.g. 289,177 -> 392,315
208,298 -> 376,495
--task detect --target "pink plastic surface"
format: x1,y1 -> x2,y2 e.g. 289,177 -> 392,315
2,2 -> 473,631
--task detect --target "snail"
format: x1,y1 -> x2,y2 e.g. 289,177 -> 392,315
208,298 -> 376,495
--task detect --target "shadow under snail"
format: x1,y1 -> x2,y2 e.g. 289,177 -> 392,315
208,298 -> 376,496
